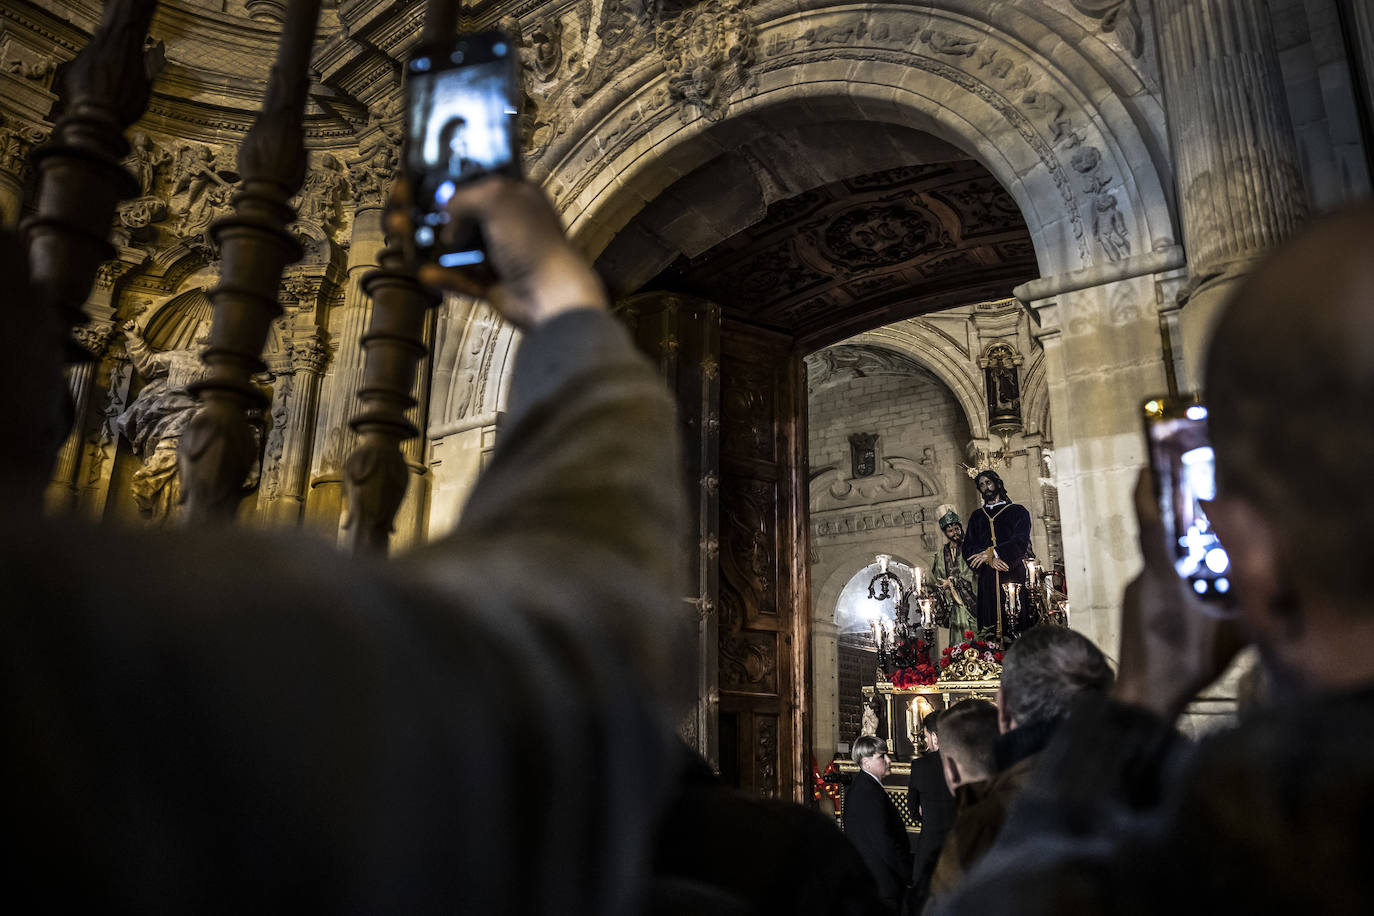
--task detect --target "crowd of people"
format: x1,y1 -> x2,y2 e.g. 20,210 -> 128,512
7,109 -> 1374,910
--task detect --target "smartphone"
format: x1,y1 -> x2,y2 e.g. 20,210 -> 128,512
1143,394 -> 1233,603
404,29 -> 521,267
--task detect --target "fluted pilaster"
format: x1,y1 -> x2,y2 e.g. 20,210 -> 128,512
1154,0 -> 1309,382
304,204 -> 383,535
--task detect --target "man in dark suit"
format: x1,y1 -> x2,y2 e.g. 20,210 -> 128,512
906,710 -> 956,912
845,735 -> 912,913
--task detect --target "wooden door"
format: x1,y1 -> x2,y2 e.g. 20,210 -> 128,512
717,319 -> 810,801
620,298 -> 811,801
619,292 -> 721,766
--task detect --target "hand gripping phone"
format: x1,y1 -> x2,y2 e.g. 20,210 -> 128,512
1143,394 -> 1233,603
404,29 -> 521,267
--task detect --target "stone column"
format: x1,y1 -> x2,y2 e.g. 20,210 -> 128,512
1016,249 -> 1187,655
304,205 -> 382,535
0,118 -> 45,226
259,329 -> 329,527
44,323 -> 114,514
1153,0 -> 1309,384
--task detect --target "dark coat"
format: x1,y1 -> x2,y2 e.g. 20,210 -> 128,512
844,771 -> 912,910
907,752 -> 956,891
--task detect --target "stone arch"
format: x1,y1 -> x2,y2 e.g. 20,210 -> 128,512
813,546 -> 922,630
542,2 -> 1174,283
1020,347 -> 1050,440
843,325 -> 988,440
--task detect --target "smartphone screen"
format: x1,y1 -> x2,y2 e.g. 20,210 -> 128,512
1143,396 -> 1232,602
405,31 -> 520,266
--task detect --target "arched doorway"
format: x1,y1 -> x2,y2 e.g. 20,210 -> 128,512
449,2 -> 1178,799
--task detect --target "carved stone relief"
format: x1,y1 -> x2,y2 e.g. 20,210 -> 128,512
805,344 -> 925,392
0,112 -> 47,180
1068,1 -> 1144,57
655,0 -> 758,122
810,457 -> 938,512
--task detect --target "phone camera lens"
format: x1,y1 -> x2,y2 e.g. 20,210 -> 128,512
493,42 -> 507,56
412,57 -> 431,72
415,226 -> 435,246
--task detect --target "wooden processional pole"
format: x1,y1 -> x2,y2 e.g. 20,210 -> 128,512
21,0 -> 159,500
180,0 -> 323,522
339,0 -> 455,555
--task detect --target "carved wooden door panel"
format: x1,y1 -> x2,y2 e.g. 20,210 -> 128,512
619,292 -> 722,767
717,319 -> 810,801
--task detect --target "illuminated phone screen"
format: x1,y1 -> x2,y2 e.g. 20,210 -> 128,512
1145,400 -> 1232,601
407,60 -> 515,183
404,34 -> 519,263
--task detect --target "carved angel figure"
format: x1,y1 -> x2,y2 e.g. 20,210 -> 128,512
296,153 -> 347,228
116,321 -> 264,523
116,321 -> 211,523
125,132 -> 172,197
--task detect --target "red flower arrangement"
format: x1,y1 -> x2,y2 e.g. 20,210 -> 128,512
885,636 -> 939,687
938,631 -> 1004,670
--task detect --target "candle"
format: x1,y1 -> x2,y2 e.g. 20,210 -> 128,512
1063,601 -> 1070,627
914,567 -> 923,595
919,598 -> 933,628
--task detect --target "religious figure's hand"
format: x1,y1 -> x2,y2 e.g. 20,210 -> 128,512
938,577 -> 953,589
990,557 -> 1010,572
969,547 -> 996,569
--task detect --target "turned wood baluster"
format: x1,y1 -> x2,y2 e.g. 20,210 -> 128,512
22,0 -> 158,481
340,0 -> 455,555
180,0 -> 322,523
342,245 -> 440,555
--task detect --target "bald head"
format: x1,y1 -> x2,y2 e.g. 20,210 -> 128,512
1205,202 -> 1374,608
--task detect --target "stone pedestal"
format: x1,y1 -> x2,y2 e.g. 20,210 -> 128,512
1153,0 -> 1308,386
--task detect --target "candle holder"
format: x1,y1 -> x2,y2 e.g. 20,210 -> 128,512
867,554 -> 938,686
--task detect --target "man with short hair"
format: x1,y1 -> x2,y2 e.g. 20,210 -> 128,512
933,699 -> 1000,796
962,471 -> 1032,636
930,627 -> 1112,898
939,203 -> 1374,915
845,736 -> 911,913
922,698 -> 1000,906
906,710 -> 956,912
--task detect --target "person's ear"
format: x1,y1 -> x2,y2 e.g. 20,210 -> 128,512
995,686 -> 1014,733
942,754 -> 961,793
1206,495 -> 1296,638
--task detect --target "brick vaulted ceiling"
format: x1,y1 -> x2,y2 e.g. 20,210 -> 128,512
647,158 -> 1039,348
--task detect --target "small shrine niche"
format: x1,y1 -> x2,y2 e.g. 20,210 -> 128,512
979,343 -> 1024,437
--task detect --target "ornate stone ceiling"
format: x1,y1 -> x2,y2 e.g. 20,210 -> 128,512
648,158 -> 1039,348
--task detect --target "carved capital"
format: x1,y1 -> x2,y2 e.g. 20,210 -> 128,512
0,119 -> 47,180
290,331 -> 330,374
73,322 -> 115,357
